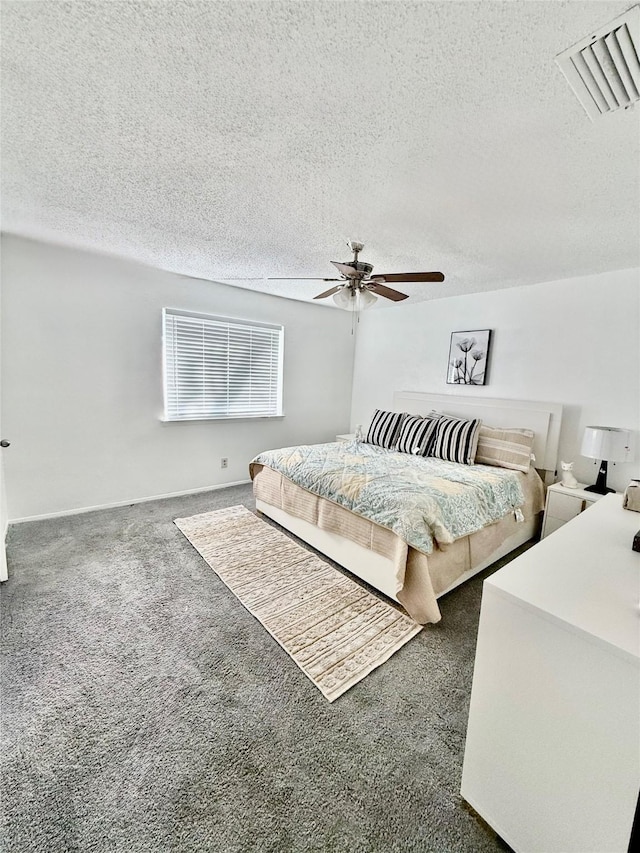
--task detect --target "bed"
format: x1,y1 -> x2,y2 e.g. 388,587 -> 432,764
250,392 -> 563,624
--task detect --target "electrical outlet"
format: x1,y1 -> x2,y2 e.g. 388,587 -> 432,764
220,457 -> 228,469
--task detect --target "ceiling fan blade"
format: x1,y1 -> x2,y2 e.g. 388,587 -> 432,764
313,285 -> 344,300
368,283 -> 409,302
331,261 -> 356,277
369,272 -> 445,283
267,277 -> 341,281
179,274 -> 267,282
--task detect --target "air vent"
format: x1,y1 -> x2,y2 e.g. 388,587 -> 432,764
556,5 -> 640,120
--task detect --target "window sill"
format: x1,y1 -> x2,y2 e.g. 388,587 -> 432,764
160,414 -> 285,423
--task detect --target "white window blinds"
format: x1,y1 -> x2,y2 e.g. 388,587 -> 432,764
163,309 -> 284,421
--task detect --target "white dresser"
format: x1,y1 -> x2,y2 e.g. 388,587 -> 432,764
461,494 -> 640,853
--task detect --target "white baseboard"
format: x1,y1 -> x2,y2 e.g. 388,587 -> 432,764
9,479 -> 252,524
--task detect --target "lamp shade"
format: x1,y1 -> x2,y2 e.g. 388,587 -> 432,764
580,426 -> 631,462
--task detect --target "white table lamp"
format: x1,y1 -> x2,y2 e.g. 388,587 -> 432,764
580,426 -> 631,494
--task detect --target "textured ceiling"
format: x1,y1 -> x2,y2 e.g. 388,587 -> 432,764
2,0 -> 639,307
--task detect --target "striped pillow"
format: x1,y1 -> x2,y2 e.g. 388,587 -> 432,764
430,415 -> 482,465
396,415 -> 440,456
475,426 -> 535,473
364,409 -> 406,449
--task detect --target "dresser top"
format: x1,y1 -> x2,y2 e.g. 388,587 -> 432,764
487,494 -> 640,661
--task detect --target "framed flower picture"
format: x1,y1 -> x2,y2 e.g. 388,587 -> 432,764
446,330 -> 492,385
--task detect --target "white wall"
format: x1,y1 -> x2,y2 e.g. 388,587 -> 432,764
1,236 -> 355,520
4,236 -> 637,520
351,269 -> 640,493
0,262 -> 8,579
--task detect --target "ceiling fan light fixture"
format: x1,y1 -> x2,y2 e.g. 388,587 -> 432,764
359,288 -> 378,309
332,287 -> 353,309
332,286 -> 377,311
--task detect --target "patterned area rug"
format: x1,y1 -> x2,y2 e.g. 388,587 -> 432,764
174,505 -> 422,702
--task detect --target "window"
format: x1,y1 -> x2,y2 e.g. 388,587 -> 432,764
162,309 -> 284,421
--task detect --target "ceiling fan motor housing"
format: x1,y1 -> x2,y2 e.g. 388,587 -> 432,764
343,261 -> 374,279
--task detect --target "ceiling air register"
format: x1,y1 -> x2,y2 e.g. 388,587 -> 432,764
555,6 -> 640,120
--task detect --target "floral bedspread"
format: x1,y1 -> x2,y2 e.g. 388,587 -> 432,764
250,440 -> 526,555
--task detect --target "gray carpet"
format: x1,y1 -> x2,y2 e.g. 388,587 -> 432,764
0,484 -> 518,853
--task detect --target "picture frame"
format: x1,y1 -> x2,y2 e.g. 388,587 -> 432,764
446,329 -> 492,385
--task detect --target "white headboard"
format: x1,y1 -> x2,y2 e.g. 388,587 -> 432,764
393,391 -> 563,482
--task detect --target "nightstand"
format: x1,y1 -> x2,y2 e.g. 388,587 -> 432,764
540,482 -> 608,539
336,433 -> 356,442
